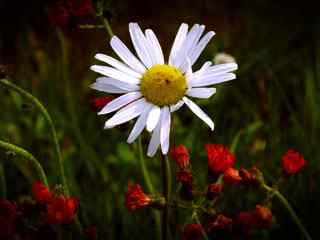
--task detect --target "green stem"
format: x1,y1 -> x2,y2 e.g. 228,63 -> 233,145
263,184 -> 312,240
0,140 -> 49,187
160,154 -> 171,240
0,79 -> 68,194
0,162 -> 6,198
100,16 -> 114,39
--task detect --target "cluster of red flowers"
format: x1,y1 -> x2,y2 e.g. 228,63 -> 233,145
0,199 -> 18,239
125,183 -> 152,211
48,0 -> 93,28
32,181 -> 78,225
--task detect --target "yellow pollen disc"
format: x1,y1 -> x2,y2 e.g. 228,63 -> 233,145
140,64 -> 187,107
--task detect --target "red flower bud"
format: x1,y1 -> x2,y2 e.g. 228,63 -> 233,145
206,144 -> 235,174
253,205 -> 272,228
90,96 -> 114,112
176,170 -> 193,187
223,168 -> 242,184
125,184 -> 151,211
41,196 -> 78,225
0,199 -> 18,238
32,181 -> 52,204
206,183 -> 223,200
182,223 -> 203,240
282,149 -> 306,175
209,214 -> 232,231
170,145 -> 190,169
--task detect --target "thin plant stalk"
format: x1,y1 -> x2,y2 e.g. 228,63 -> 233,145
0,79 -> 67,194
0,139 -> 49,187
263,184 -> 312,240
0,162 -> 6,198
160,154 -> 172,240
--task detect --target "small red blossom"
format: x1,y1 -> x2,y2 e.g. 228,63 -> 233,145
125,184 -> 151,211
68,0 -> 93,16
207,183 -> 223,200
90,96 -> 114,112
282,149 -> 306,175
48,2 -> 70,27
223,168 -> 242,184
176,170 -> 193,187
170,145 -> 190,169
239,166 -> 263,185
41,196 -> 78,225
253,205 -> 272,228
206,144 -> 235,174
182,223 -> 203,240
83,225 -> 97,240
209,214 -> 232,231
32,181 -> 52,204
0,199 -> 18,238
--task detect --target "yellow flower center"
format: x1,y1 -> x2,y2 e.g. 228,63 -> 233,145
140,64 -> 187,106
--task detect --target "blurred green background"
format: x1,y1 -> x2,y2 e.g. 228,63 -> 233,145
0,0 -> 319,239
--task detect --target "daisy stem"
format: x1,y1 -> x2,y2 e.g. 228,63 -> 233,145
0,79 -> 68,194
137,137 -> 161,240
100,16 -> 114,38
0,162 -> 6,198
0,139 -> 49,187
262,184 -> 312,240
160,154 -> 172,240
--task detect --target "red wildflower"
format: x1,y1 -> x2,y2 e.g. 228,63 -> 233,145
41,196 -> 78,225
90,96 -> 114,112
253,205 -> 272,228
68,0 -> 93,16
32,181 -> 52,204
182,223 -> 203,240
170,145 -> 190,168
0,199 -> 18,238
48,1 -> 70,27
282,149 -> 306,175
206,144 -> 235,174
125,184 -> 151,211
83,225 -> 97,240
239,166 -> 263,185
207,183 -> 223,200
223,168 -> 242,184
176,170 -> 193,187
208,214 -> 232,231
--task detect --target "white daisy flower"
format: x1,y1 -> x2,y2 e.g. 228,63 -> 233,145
90,23 -> 238,157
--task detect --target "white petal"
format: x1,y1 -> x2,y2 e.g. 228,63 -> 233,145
90,65 -> 140,84
207,63 -> 238,74
98,92 -> 142,115
183,97 -> 214,130
169,23 -> 188,65
96,77 -> 139,91
187,87 -> 216,99
189,73 -> 236,87
90,82 -> 129,94
189,31 -> 215,65
186,61 -> 212,80
127,103 -> 152,143
170,100 -> 184,112
145,29 -> 164,65
147,120 -> 161,157
160,107 -> 171,155
146,105 -> 161,132
104,98 -> 147,128
129,23 -> 153,68
95,53 -> 142,79
110,36 -> 146,73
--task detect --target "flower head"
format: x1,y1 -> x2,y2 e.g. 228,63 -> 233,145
282,149 -> 306,174
182,223 -> 203,240
41,196 -> 78,225
32,181 -> 53,204
253,205 -> 272,228
214,53 -> 236,64
90,23 -> 237,156
223,168 -> 242,184
125,184 -> 151,211
170,145 -> 190,168
206,144 -> 235,174
0,199 -> 18,238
